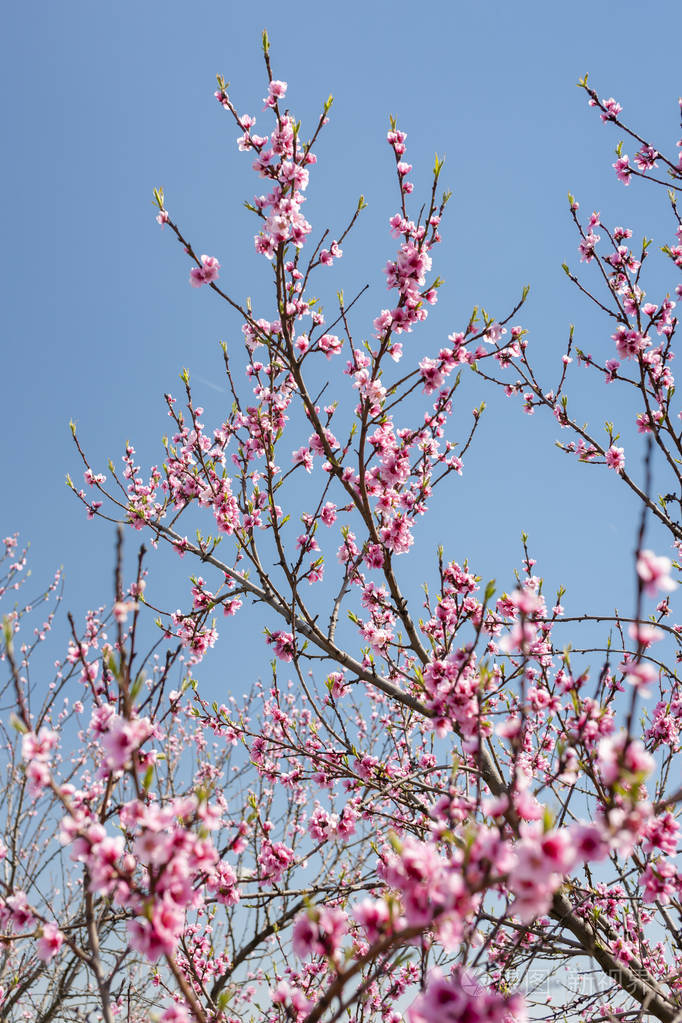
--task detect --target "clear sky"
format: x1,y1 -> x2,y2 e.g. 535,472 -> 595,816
3,1 -> 681,691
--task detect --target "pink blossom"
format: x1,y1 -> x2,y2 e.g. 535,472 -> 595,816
292,906 -> 348,959
634,144 -> 659,171
612,326 -> 646,360
605,445 -> 625,473
605,358 -> 620,382
485,322 -> 506,344
84,468 -> 106,485
161,1006 -> 191,1023
267,630 -> 295,662
100,714 -> 153,771
189,255 -> 220,288
320,501 -> 337,526
25,759 -> 51,796
579,231 -> 600,262
113,599 -> 139,623
613,155 -> 631,185
292,913 -> 317,958
292,446 -> 313,473
353,897 -> 391,943
408,968 -> 526,1023
597,732 -> 654,786
318,333 -> 343,357
639,859 -> 677,903
644,812 -> 679,855
264,80 -> 287,108
419,356 -> 445,394
600,97 -> 622,122
379,836 -> 474,947
6,891 -> 33,928
637,549 -> 678,596
507,824 -> 575,921
87,834 -> 125,895
271,980 -> 311,1014
127,898 -> 184,961
37,922 -> 64,961
21,727 -> 58,795
21,727 -> 58,763
570,821 -> 610,862
319,240 -> 343,266
207,860 -> 240,906
618,656 -> 657,695
258,839 -> 295,885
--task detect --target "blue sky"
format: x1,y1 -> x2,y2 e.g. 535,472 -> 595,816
3,1 -> 681,689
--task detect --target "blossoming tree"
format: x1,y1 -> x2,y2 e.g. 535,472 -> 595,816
3,34 -> 682,1023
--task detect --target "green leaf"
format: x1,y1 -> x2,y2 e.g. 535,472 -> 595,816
10,713 -> 27,734
130,672 -> 145,701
